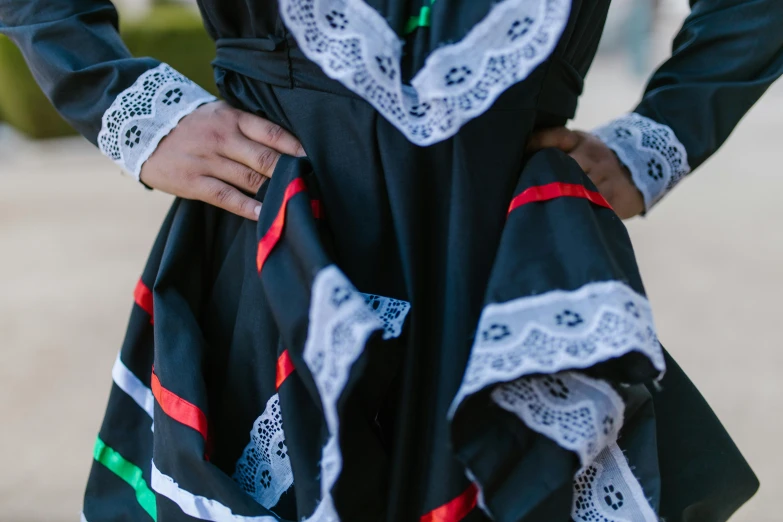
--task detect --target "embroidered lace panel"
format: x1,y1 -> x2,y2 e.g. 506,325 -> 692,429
450,280 -> 665,415
232,291 -> 408,511
98,64 -> 216,179
302,265 -> 385,521
492,372 -> 624,467
362,293 -> 411,339
279,0 -> 571,146
572,443 -> 659,522
592,113 -> 690,210
233,394 -> 293,510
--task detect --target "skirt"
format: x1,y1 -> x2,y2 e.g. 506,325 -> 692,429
81,69 -> 758,522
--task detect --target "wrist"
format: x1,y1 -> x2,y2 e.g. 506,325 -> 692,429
592,113 -> 690,212
97,63 -> 217,181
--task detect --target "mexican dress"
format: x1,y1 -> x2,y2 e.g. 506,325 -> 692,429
2,0 -> 782,520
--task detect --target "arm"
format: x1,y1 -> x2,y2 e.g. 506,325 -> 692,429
0,0 -> 216,179
0,0 -> 304,220
593,0 -> 783,211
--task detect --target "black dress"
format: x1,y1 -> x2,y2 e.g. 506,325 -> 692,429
2,1 -> 782,521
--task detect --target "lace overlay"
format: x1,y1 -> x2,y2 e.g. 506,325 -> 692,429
592,113 -> 690,210
232,291 -> 408,512
492,372 -> 624,467
450,280 -> 665,415
302,265 -> 385,521
98,64 -> 216,179
572,443 -> 659,522
362,293 -> 410,339
279,0 -> 572,146
233,394 -> 293,510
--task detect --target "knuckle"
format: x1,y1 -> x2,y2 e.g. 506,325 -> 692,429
213,185 -> 235,205
264,123 -> 285,145
243,168 -> 263,188
256,147 -> 278,173
182,168 -> 200,181
207,128 -> 226,147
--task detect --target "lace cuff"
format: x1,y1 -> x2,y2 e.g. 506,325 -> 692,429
592,113 -> 690,211
98,63 -> 217,180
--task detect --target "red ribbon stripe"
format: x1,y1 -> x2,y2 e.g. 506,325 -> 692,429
420,484 -> 479,522
150,370 -> 209,442
507,182 -> 612,216
133,279 -> 154,323
276,350 -> 296,390
256,178 -> 308,273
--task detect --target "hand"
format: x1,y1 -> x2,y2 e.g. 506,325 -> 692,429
527,127 -> 644,219
139,101 -> 306,221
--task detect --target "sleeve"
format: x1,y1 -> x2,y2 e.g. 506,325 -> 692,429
0,0 -> 216,180
592,0 -> 783,211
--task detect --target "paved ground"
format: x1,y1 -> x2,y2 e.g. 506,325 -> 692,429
1,6 -> 782,522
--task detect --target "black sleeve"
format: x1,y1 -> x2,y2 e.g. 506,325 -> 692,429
0,0 -> 215,178
594,0 -> 783,210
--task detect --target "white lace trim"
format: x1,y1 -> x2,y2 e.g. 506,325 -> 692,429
592,113 -> 690,211
279,0 -> 572,146
98,63 -> 217,180
229,291 -> 407,513
572,443 -> 658,522
450,280 -> 665,417
151,462 -> 278,522
233,394 -> 293,510
302,265 -> 385,522
361,293 -> 411,339
492,372 -> 624,467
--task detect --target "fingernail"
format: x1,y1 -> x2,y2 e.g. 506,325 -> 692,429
254,205 -> 262,217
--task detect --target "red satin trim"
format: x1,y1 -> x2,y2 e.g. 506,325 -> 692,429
276,350 -> 296,390
150,371 -> 208,442
257,178 -> 308,273
420,484 -> 479,522
507,182 -> 612,216
133,279 -> 154,324
311,200 -> 324,219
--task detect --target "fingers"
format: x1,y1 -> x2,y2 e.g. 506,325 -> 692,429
568,147 -> 608,184
569,132 -> 619,184
237,112 -> 306,158
598,177 -> 645,220
211,157 -> 267,194
221,134 -> 283,178
527,127 -> 581,152
139,101 -> 306,221
525,127 -> 644,218
198,177 -> 262,221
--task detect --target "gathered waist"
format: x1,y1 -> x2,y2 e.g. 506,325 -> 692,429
213,36 -> 358,98
212,36 -> 584,122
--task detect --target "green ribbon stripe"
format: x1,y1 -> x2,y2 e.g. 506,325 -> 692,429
93,437 -> 158,520
405,6 -> 432,34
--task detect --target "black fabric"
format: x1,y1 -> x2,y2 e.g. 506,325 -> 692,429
636,0 -> 783,170
0,0 -> 159,143
652,352 -> 759,522
1,1 -> 774,521
83,137 -> 757,522
1,0 -> 781,165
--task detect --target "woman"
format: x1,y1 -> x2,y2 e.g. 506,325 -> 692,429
2,1 -> 781,521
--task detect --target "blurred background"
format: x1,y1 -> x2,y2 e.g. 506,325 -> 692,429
1,0 -> 781,520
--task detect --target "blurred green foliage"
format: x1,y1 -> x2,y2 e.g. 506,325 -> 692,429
0,4 -> 217,139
